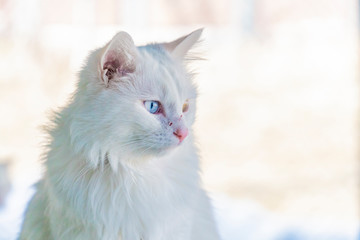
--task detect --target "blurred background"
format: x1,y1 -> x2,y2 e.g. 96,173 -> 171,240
0,0 -> 359,239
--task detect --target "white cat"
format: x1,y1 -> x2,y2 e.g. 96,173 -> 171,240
18,29 -> 220,240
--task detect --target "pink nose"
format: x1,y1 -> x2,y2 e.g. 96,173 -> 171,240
173,128 -> 188,142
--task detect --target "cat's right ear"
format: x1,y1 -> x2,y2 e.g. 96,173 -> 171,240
100,32 -> 137,86
162,28 -> 203,60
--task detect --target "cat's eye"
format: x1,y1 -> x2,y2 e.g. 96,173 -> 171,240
182,101 -> 189,113
144,100 -> 161,114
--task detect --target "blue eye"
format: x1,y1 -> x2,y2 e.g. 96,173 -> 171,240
144,100 -> 161,114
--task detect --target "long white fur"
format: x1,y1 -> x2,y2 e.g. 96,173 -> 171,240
18,29 -> 220,240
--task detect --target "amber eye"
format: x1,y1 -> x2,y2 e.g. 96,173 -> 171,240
182,101 -> 189,112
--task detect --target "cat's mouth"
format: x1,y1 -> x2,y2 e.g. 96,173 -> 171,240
123,129 -> 189,158
146,138 -> 187,156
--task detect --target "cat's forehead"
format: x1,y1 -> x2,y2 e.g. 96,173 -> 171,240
136,45 -> 196,103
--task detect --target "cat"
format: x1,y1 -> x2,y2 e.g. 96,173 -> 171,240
18,29 -> 220,240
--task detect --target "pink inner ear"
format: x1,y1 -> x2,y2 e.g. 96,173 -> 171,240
103,52 -> 121,80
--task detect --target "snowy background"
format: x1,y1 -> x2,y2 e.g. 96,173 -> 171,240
0,0 -> 359,239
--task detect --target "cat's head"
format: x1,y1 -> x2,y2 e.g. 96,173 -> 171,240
72,29 -> 203,169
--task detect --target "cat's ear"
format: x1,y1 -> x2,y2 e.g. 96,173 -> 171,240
100,31 -> 137,86
162,28 -> 203,60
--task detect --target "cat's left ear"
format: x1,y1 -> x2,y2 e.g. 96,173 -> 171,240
100,31 -> 137,86
162,28 -> 203,60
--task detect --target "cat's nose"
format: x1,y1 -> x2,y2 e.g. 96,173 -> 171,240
173,127 -> 188,143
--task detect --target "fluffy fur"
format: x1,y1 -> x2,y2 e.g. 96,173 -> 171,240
18,29 -> 220,240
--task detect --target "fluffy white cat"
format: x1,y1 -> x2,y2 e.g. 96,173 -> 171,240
18,29 -> 220,240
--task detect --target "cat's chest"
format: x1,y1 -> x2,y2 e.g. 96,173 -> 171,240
114,163 -> 197,239
117,195 -> 195,240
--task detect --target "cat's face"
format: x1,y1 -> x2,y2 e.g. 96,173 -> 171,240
76,30 -> 202,164
112,46 -> 197,157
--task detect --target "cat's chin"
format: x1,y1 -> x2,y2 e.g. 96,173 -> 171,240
134,140 -> 185,159
149,144 -> 179,157
159,139 -> 188,155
